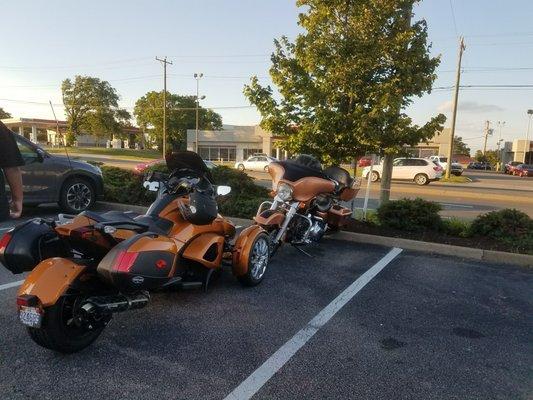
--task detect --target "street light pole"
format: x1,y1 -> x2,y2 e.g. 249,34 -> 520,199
194,73 -> 204,153
156,56 -> 173,156
527,109 -> 533,163
497,120 -> 505,170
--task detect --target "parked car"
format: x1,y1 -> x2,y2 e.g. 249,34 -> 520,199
514,164 -> 533,177
235,155 -> 277,172
450,162 -> 464,176
8,134 -> 104,213
467,162 -> 492,170
362,157 -> 443,185
135,158 -> 217,174
505,161 -> 523,175
357,156 -> 372,167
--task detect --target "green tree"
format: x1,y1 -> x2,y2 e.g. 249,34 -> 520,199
475,149 -> 498,166
244,0 -> 445,202
133,91 -> 222,150
0,107 -> 12,119
453,136 -> 470,156
62,76 -> 129,145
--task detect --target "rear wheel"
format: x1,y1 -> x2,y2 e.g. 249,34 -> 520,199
238,233 -> 270,287
264,165 -> 270,173
237,164 -> 245,171
59,177 -> 95,214
414,173 -> 429,185
27,293 -> 106,353
370,171 -> 380,182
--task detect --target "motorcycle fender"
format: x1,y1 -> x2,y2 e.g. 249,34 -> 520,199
254,210 -> 285,227
182,233 -> 224,269
232,225 -> 265,277
17,258 -> 86,308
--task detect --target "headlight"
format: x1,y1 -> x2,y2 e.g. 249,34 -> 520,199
277,183 -> 293,201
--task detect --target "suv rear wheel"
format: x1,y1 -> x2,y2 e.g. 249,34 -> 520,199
59,177 -> 95,214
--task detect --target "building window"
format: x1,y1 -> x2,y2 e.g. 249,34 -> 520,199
198,146 -> 236,161
243,148 -> 263,159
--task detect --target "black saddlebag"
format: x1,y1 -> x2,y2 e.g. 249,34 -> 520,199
0,219 -> 69,274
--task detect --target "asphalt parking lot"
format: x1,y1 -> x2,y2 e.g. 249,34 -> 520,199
0,218 -> 531,399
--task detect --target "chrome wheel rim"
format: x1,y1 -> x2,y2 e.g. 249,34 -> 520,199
250,237 -> 269,280
66,183 -> 92,211
416,175 -> 426,185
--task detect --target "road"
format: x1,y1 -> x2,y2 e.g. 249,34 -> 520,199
0,211 -> 531,399
65,152 -> 533,218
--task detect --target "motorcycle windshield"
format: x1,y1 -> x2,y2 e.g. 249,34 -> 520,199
165,151 -> 211,178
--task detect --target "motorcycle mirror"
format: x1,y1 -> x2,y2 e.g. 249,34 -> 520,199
143,181 -> 160,192
216,185 -> 231,196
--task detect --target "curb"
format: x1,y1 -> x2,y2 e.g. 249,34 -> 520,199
334,231 -> 533,268
99,202 -> 533,268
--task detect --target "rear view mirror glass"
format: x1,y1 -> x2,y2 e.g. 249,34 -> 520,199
143,181 -> 160,192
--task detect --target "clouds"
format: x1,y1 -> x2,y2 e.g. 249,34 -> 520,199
437,100 -> 505,113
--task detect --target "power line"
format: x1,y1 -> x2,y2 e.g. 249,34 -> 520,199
448,0 -> 459,37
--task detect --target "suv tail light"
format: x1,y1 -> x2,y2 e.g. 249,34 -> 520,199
433,166 -> 441,171
0,232 -> 12,254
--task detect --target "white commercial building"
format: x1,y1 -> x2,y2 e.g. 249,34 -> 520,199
186,125 -> 288,162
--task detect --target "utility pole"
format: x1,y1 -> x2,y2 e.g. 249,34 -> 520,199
194,73 -> 204,153
483,120 -> 492,155
156,56 -> 173,156
445,36 -> 466,179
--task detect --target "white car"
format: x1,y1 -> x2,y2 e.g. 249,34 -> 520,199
428,155 -> 448,171
235,155 -> 277,172
362,157 -> 443,185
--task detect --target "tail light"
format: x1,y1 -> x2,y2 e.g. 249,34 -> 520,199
16,294 -> 40,307
113,251 -> 139,272
433,166 -> 441,171
0,232 -> 12,254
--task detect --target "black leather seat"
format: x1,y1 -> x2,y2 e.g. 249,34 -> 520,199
323,166 -> 353,189
275,161 -> 327,182
80,211 -> 171,235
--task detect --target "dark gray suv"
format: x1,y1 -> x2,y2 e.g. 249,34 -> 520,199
7,134 -> 104,214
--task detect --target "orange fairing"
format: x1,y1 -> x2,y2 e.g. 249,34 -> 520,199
232,225 -> 265,277
18,258 -> 86,307
281,178 -> 335,202
182,233 -> 224,269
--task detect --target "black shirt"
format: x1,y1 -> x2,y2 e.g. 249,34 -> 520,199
0,121 -> 24,168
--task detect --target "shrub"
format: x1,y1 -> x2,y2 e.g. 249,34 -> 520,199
376,198 -> 442,232
441,218 -> 471,237
101,165 -> 268,219
470,209 -> 533,254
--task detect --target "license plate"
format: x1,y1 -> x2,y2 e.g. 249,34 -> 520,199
19,306 -> 42,328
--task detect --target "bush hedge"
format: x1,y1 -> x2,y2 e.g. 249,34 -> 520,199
376,198 -> 442,232
101,165 -> 268,219
470,209 -> 533,254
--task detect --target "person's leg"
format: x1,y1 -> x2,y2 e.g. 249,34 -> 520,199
4,167 -> 23,218
0,172 -> 8,221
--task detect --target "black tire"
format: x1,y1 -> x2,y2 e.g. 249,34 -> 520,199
237,164 -> 245,171
264,165 -> 270,173
59,177 -> 95,214
27,295 -> 105,354
369,171 -> 380,182
238,232 -> 270,287
414,173 -> 429,185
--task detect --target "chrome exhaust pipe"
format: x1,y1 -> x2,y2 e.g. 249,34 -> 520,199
81,292 -> 150,314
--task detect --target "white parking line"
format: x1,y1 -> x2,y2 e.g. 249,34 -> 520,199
440,203 -> 474,209
224,247 -> 403,400
0,280 -> 24,292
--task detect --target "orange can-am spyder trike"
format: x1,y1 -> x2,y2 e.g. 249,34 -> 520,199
0,152 -> 271,353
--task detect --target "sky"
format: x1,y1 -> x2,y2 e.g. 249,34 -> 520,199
1,0 -> 532,153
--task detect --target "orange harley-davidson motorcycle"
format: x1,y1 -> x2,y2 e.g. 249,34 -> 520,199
254,155 -> 360,254
0,152 -> 271,353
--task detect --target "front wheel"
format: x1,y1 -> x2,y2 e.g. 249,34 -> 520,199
27,294 -> 106,354
59,177 -> 95,214
237,164 -> 245,171
369,171 -> 380,182
238,233 -> 270,287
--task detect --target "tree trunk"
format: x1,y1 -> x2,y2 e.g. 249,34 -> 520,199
379,153 -> 394,204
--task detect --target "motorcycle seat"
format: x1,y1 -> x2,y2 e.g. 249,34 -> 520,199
80,211 -> 171,236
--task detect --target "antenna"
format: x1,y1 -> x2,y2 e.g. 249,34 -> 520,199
49,100 -> 72,169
